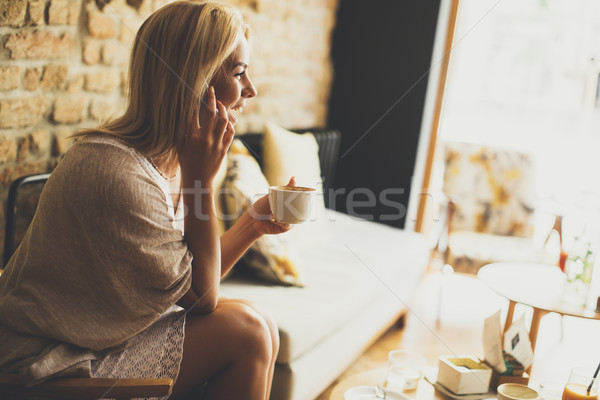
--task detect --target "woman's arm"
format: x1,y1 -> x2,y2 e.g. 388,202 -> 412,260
179,189 -> 292,312
177,87 -> 293,312
177,87 -> 234,314
220,209 -> 262,276
220,178 -> 295,277
178,183 -> 222,314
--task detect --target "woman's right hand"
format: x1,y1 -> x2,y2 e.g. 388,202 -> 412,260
179,86 -> 235,186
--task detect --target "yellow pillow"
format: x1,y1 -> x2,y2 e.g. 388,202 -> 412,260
222,139 -> 303,286
263,123 -> 330,246
263,122 -> 322,190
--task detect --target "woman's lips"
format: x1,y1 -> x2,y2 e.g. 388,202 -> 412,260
231,102 -> 245,112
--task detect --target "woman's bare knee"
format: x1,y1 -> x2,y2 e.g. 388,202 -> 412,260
228,303 -> 273,365
171,302 -> 274,399
219,298 -> 279,358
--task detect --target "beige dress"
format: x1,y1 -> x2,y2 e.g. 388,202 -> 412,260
0,135 -> 192,396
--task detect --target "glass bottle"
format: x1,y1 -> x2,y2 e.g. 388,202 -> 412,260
562,225 -> 596,307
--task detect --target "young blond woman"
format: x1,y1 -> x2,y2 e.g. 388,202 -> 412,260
0,1 -> 291,399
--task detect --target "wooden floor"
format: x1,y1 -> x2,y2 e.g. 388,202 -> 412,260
315,268 -> 600,400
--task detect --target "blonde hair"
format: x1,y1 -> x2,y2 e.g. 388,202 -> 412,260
78,0 -> 247,163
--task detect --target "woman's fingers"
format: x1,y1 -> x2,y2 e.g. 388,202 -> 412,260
191,104 -> 201,130
196,88 -> 231,150
286,177 -> 296,187
215,100 -> 228,136
181,86 -> 239,183
198,86 -> 217,129
223,120 -> 235,148
207,85 -> 217,114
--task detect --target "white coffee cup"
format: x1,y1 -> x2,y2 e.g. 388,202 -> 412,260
497,384 -> 539,400
268,185 -> 316,224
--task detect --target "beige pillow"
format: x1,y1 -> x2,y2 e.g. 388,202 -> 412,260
222,139 -> 303,286
263,122 -> 330,246
263,122 -> 322,190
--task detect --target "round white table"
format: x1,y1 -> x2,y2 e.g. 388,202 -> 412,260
478,262 -> 600,372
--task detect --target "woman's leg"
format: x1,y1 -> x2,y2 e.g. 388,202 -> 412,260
170,301 -> 274,400
218,298 -> 279,397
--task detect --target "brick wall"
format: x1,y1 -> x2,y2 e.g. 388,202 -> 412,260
0,0 -> 339,259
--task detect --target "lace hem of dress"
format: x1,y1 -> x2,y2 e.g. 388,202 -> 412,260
91,307 -> 186,400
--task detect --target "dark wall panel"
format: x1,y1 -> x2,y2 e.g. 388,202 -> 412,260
328,0 -> 441,229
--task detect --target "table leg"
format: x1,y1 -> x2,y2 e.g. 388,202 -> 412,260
528,307 -> 548,353
503,300 -> 516,336
526,307 -> 549,375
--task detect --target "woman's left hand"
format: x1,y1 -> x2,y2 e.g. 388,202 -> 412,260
247,177 -> 296,236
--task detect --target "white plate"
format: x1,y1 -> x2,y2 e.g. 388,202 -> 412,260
344,385 -> 410,400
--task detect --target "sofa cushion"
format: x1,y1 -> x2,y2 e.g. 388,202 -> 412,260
223,140 -> 304,286
263,122 -> 322,190
220,210 -> 428,364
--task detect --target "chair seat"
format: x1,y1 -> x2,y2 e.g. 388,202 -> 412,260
447,231 -> 558,274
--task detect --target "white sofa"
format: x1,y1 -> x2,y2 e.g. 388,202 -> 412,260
221,206 -> 429,400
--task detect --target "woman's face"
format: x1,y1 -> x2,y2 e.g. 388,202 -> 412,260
210,37 -> 257,127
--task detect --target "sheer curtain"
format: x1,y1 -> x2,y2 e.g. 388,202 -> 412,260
436,0 -> 600,247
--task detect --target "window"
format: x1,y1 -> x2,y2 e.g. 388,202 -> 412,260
437,0 -> 600,239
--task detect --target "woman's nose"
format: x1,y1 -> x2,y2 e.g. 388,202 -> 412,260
243,78 -> 257,98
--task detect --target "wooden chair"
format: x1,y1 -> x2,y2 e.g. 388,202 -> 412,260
0,373 -> 173,399
0,173 -> 174,399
